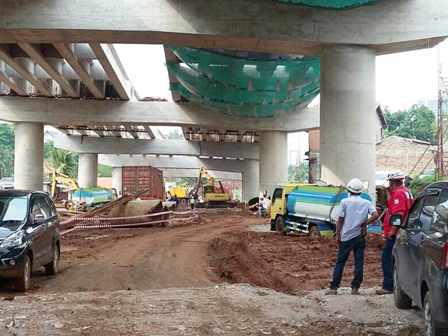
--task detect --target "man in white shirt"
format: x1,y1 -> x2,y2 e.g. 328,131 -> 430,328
326,178 -> 379,295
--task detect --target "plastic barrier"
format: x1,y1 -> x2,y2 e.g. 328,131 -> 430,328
60,210 -> 199,236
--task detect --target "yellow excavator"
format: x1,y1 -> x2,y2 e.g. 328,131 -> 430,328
194,167 -> 234,208
50,170 -> 80,200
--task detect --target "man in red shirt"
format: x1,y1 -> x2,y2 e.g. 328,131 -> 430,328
376,169 -> 413,295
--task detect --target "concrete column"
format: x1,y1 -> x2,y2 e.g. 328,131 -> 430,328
14,122 -> 44,190
78,153 -> 98,188
242,159 -> 259,201
320,45 -> 376,197
112,167 -> 123,196
259,131 -> 288,197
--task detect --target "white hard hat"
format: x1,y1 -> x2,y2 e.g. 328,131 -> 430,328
347,178 -> 363,194
387,169 -> 405,181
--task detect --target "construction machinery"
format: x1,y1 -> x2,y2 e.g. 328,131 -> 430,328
50,170 -> 80,199
50,169 -> 117,211
194,167 -> 235,208
270,183 -> 374,237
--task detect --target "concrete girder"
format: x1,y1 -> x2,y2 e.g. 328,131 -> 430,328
163,46 -> 182,102
89,43 -> 132,100
0,46 -> 52,96
99,155 -> 245,173
0,62 -> 27,95
0,0 -> 447,55
0,97 -> 319,132
143,125 -> 155,139
162,168 -> 241,180
54,136 -> 260,159
53,43 -> 105,99
18,43 -> 79,98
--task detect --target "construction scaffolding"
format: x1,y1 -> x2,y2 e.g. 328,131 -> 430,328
436,46 -> 448,180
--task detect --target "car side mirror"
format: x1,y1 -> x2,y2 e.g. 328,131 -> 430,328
34,214 -> 45,225
390,214 -> 404,228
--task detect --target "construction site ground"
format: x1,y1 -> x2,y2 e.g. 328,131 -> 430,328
0,210 -> 424,335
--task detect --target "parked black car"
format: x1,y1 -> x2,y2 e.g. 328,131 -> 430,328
0,190 -> 60,291
392,182 -> 448,336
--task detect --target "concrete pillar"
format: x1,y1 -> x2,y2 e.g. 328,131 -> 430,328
320,45 -> 376,197
112,167 -> 123,196
78,153 -> 98,188
14,122 -> 44,190
259,131 -> 288,197
242,159 -> 259,201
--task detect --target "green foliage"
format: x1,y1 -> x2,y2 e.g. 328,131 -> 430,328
410,175 -> 437,198
0,123 -> 15,178
384,105 -> 437,144
98,165 -> 113,177
44,141 -> 78,178
288,162 -> 309,183
166,128 -> 184,139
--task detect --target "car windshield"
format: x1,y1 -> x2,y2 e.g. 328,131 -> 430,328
0,197 -> 28,228
375,173 -> 388,180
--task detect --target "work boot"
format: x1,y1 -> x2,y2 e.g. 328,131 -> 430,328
325,289 -> 337,295
375,288 -> 393,295
351,288 -> 360,295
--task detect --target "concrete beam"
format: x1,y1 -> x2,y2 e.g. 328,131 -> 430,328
99,155 -> 245,173
18,43 -> 79,98
0,68 -> 27,95
0,46 -> 52,96
53,43 -> 104,99
0,97 -> 319,132
0,0 -> 447,55
54,136 -> 259,159
89,43 -> 132,100
162,168 -> 241,180
143,125 -> 155,139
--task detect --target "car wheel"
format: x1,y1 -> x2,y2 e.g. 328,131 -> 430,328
45,244 -> 60,276
275,216 -> 287,235
424,292 -> 447,336
15,255 -> 31,292
309,225 -> 321,238
393,265 -> 412,309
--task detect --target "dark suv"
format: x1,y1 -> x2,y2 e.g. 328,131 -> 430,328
0,190 -> 60,291
392,182 -> 448,336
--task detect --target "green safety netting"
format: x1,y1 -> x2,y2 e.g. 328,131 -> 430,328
169,46 -> 319,91
167,46 -> 320,118
275,0 -> 381,9
171,83 -> 318,118
167,63 -> 319,105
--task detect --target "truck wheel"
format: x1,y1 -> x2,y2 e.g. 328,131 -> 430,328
45,244 -> 60,276
309,225 -> 321,238
15,255 -> 31,292
423,292 -> 446,336
393,265 -> 412,309
275,216 -> 287,235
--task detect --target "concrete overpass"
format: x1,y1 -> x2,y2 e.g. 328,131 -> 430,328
54,136 -> 259,159
1,0 -> 447,200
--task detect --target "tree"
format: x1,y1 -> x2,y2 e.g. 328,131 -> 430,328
384,105 -> 437,144
166,128 -> 184,139
0,123 -> 15,178
44,141 -> 78,178
288,162 -> 309,183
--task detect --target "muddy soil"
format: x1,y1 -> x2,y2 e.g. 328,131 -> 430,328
209,229 -> 385,293
0,211 -> 262,295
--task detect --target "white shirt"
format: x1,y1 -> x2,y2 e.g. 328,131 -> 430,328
337,195 -> 376,242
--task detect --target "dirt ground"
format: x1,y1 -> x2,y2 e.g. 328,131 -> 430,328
209,225 -> 384,293
0,211 -> 424,335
